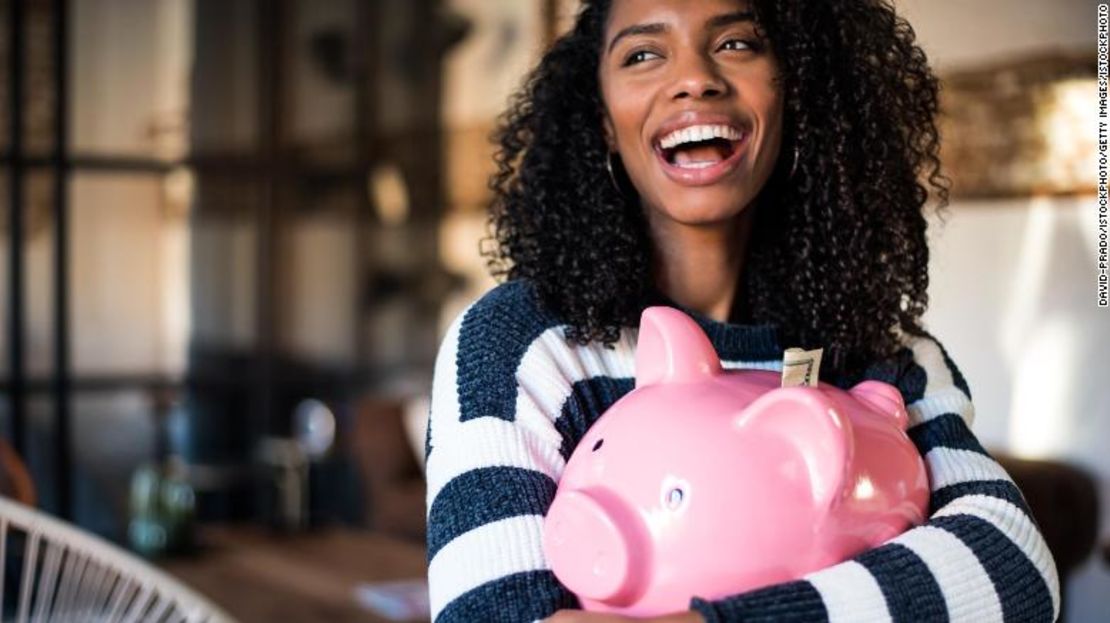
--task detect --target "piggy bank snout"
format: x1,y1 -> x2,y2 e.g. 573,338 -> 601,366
544,489 -> 647,604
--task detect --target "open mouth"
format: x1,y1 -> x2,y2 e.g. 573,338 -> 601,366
654,124 -> 745,170
661,138 -> 738,168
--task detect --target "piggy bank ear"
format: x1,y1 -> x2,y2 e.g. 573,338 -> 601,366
635,307 -> 722,388
734,388 -> 853,512
849,380 -> 909,430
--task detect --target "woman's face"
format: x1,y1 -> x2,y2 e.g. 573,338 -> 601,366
599,0 -> 784,227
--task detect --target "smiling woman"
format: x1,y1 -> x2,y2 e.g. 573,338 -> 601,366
424,0 -> 1061,622
599,3 -> 782,225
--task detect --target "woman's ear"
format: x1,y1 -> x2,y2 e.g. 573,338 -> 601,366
601,110 -> 617,152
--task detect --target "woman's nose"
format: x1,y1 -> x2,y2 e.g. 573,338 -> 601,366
667,53 -> 729,100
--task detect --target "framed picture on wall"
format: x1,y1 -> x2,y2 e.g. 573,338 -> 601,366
937,50 -> 1096,199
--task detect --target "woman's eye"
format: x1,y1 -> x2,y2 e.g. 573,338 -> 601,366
719,38 -> 757,52
623,49 -> 662,66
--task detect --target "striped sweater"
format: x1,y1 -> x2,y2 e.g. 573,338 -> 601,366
425,280 -> 1060,623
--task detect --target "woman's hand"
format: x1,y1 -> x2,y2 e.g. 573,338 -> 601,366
542,610 -> 704,623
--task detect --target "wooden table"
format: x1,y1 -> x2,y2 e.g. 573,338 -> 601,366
160,526 -> 429,622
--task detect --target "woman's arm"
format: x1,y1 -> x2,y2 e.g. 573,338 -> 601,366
425,282 -> 594,622
689,334 -> 1060,623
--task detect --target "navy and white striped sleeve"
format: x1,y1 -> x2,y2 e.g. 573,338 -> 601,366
690,333 -> 1061,623
424,283 -> 582,623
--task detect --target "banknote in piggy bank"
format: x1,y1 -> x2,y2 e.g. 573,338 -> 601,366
542,307 -> 929,616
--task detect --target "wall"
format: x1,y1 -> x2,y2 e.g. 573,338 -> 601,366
895,1 -> 1108,620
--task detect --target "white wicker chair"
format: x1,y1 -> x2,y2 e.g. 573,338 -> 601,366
0,496 -> 234,623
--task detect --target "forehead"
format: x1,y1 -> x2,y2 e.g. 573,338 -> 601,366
605,0 -> 756,31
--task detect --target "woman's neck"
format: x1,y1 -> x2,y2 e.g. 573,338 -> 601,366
648,208 -> 754,323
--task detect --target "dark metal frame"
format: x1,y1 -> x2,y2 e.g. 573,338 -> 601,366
4,0 -> 73,519
51,0 -> 72,521
8,0 -> 28,469
1,0 -> 390,523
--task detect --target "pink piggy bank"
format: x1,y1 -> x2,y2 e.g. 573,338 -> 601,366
542,307 -> 929,616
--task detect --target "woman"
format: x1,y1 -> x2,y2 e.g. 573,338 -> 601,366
425,0 -> 1060,621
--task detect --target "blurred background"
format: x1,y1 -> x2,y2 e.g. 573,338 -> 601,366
0,0 -> 1105,621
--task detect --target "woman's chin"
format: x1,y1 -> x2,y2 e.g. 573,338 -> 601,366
647,193 -> 755,228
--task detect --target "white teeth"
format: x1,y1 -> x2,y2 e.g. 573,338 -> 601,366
658,124 -> 742,150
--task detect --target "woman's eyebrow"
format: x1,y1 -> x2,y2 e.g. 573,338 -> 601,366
605,11 -> 757,56
706,10 -> 756,30
606,22 -> 668,55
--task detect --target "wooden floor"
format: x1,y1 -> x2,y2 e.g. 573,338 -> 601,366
160,526 -> 429,622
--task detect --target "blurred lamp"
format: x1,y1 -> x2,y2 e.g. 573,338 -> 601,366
293,398 -> 337,459
369,164 -> 410,226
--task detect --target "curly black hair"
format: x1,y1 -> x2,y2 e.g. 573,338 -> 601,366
484,0 -> 950,379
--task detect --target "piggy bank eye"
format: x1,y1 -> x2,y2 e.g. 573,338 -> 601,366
592,438 -> 604,452
661,477 -> 690,511
665,487 -> 684,509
